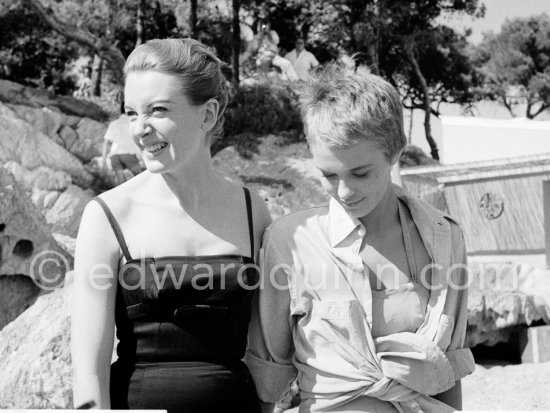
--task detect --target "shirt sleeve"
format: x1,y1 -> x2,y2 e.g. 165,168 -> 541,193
245,228 -> 297,403
310,52 -> 319,68
444,223 -> 476,381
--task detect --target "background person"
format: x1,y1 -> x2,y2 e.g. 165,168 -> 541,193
255,22 -> 298,81
102,98 -> 144,184
284,38 -> 319,81
246,62 -> 474,413
71,38 -> 271,413
73,66 -> 93,98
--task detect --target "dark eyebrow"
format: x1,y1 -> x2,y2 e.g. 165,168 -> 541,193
350,165 -> 372,172
151,100 -> 175,105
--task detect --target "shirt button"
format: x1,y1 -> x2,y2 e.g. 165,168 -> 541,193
410,402 -> 419,409
358,229 -> 365,237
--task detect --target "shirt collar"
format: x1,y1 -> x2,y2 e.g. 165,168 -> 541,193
328,197 -> 363,247
328,185 -> 453,249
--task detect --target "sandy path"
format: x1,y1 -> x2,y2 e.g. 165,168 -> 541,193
462,362 -> 550,411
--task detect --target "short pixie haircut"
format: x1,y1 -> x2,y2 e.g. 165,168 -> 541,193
298,62 -> 406,160
124,38 -> 228,139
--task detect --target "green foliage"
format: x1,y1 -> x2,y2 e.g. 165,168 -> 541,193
221,79 -> 303,147
399,145 -> 439,168
0,4 -> 79,94
395,25 -> 480,111
115,1 -> 179,58
473,13 -> 550,118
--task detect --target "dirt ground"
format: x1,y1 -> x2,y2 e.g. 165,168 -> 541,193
462,361 -> 550,411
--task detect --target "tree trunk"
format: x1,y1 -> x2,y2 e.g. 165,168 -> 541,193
91,54 -> 103,96
23,0 -> 126,85
190,0 -> 198,39
136,0 -> 145,46
408,107 -> 414,144
232,0 -> 240,87
366,40 -> 379,75
404,40 -> 439,161
368,0 -> 381,75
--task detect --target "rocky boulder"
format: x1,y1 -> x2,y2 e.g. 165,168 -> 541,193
5,103 -> 105,164
71,117 -> 107,162
3,161 -> 72,192
0,102 -> 93,187
0,167 -> 72,326
44,185 -> 94,238
0,288 -> 72,408
0,79 -> 108,122
466,262 -> 547,347
0,275 -> 42,330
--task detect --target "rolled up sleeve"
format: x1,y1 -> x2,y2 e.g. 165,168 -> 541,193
444,224 -> 476,380
245,229 -> 297,403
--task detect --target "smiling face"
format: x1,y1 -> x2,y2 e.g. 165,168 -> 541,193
124,70 -> 207,174
310,139 -> 395,219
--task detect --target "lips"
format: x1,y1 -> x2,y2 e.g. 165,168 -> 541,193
143,142 -> 168,154
341,198 -> 364,208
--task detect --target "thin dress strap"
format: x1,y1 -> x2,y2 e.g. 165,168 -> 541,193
92,197 -> 133,262
242,187 -> 254,259
398,199 -> 418,282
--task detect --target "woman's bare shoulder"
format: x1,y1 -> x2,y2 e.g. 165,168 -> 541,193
95,172 -> 151,217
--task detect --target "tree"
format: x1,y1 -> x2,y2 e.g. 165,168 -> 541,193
190,0 -> 198,38
255,0 -> 483,160
0,3 -> 79,94
16,0 -> 179,91
352,0 -> 484,160
232,0 -> 241,87
474,13 -> 550,119
21,0 -> 125,83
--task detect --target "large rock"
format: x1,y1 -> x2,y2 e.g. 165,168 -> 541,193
466,262 -> 547,347
6,104 -> 63,138
0,288 -> 72,408
31,188 -> 61,211
0,79 -> 108,122
0,275 -> 41,330
44,185 -> 94,237
3,161 -> 72,192
71,117 -> 107,162
56,124 -> 79,150
0,167 -> 72,288
0,102 -> 93,187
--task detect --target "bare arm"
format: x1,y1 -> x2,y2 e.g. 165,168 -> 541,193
71,200 -> 120,408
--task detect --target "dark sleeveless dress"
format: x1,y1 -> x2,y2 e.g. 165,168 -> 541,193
93,188 -> 261,413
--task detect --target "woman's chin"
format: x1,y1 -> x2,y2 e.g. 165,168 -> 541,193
143,160 -> 169,174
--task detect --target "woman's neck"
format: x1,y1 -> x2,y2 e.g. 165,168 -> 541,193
155,150 -> 226,211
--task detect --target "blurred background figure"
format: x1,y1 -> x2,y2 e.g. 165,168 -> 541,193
255,22 -> 298,81
284,38 -> 319,81
73,66 -> 93,98
101,98 -> 143,185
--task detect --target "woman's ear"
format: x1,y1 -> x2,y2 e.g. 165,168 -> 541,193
201,98 -> 220,132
